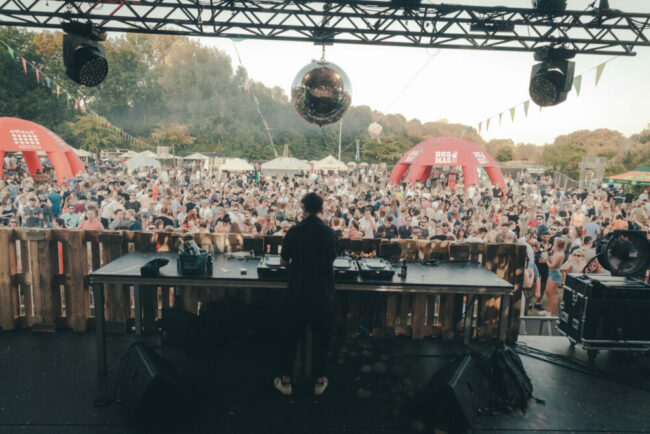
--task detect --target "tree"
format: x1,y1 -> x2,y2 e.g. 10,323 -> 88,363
495,147 -> 514,162
66,116 -> 125,159
151,122 -> 195,156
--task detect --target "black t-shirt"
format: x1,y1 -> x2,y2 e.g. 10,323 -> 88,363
125,200 -> 141,213
281,215 -> 341,302
380,224 -> 398,239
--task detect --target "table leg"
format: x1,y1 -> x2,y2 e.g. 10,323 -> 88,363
463,294 -> 475,345
498,294 -> 510,342
305,326 -> 312,378
94,283 -> 107,374
134,284 -> 142,336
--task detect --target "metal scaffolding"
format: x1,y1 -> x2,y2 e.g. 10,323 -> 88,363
0,1 -> 649,55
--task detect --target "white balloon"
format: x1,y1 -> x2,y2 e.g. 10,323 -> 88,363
368,122 -> 383,138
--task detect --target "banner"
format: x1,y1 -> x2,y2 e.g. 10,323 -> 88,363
524,100 -> 530,117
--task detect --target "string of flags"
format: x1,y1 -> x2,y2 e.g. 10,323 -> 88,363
476,58 -> 614,134
0,38 -> 150,148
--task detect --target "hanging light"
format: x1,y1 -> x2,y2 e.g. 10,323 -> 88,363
291,59 -> 352,127
62,22 -> 108,87
529,47 -> 575,107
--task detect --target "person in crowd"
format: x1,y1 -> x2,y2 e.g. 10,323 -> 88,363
79,207 -> 105,230
61,204 -> 81,228
543,237 -> 568,316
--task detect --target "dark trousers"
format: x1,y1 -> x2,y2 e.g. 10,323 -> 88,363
282,298 -> 334,379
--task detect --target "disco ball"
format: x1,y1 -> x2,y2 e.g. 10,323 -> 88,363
291,60 -> 352,126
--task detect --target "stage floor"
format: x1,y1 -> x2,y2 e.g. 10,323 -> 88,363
1,330 -> 649,433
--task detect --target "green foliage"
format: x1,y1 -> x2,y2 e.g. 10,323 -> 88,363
495,147 -> 513,162
540,142 -> 587,178
65,116 -> 125,157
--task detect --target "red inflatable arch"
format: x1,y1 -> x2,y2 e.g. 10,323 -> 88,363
388,137 -> 506,195
0,117 -> 85,184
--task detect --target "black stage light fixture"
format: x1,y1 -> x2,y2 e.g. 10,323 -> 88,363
596,230 -> 650,277
532,0 -> 567,10
62,22 -> 108,87
529,47 -> 575,107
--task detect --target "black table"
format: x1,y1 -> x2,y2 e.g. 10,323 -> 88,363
90,252 -> 513,373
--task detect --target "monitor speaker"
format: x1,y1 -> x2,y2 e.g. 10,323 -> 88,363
410,355 -> 491,433
116,343 -> 191,427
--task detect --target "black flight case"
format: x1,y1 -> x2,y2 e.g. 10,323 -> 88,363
558,273 -> 650,359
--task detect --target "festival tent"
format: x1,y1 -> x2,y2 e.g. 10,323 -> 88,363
314,155 -> 348,172
261,157 -> 310,176
388,137 -> 506,194
183,152 -> 210,161
0,117 -> 85,184
602,166 -> 650,186
347,161 -> 357,168
219,158 -> 254,172
72,147 -> 93,158
123,150 -> 139,158
125,155 -> 161,171
138,150 -> 158,158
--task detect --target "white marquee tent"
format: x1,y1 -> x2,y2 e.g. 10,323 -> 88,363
314,155 -> 348,172
138,150 -> 158,158
219,158 -> 254,172
125,155 -> 161,171
261,157 -> 310,176
183,152 -> 210,160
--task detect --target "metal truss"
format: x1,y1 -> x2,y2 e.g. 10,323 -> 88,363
0,1 -> 649,55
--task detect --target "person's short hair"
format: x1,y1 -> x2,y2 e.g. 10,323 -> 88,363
301,192 -> 323,214
386,215 -> 393,223
583,236 -> 593,244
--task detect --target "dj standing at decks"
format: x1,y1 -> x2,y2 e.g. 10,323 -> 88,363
274,192 -> 341,396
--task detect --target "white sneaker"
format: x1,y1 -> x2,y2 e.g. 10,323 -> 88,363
274,377 -> 292,396
537,310 -> 550,316
314,377 -> 329,396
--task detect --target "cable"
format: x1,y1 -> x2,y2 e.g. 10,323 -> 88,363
515,341 -> 650,393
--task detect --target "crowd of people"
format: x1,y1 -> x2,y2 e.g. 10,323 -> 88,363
0,157 -> 648,316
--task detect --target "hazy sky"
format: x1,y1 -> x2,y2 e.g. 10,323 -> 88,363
197,0 -> 650,146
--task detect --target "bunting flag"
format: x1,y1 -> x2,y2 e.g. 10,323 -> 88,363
595,62 -> 606,86
573,75 -> 583,96
56,84 -> 60,98
45,77 -> 51,88
7,46 -> 14,59
509,107 -> 516,122
524,100 -> 530,117
74,98 -> 79,110
35,68 -> 40,83
486,119 -> 490,132
478,121 -> 482,133
499,112 -> 503,126
21,57 -> 27,73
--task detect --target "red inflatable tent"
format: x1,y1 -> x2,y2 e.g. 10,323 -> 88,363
0,117 -> 85,184
388,137 -> 506,195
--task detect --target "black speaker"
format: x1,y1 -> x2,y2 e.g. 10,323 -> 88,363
116,343 -> 191,427
410,355 -> 491,433
161,307 -> 206,357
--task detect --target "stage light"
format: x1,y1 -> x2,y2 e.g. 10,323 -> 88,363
529,47 -> 575,107
532,0 -> 567,10
62,22 -> 108,87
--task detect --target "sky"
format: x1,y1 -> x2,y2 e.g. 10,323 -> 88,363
196,0 -> 650,146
